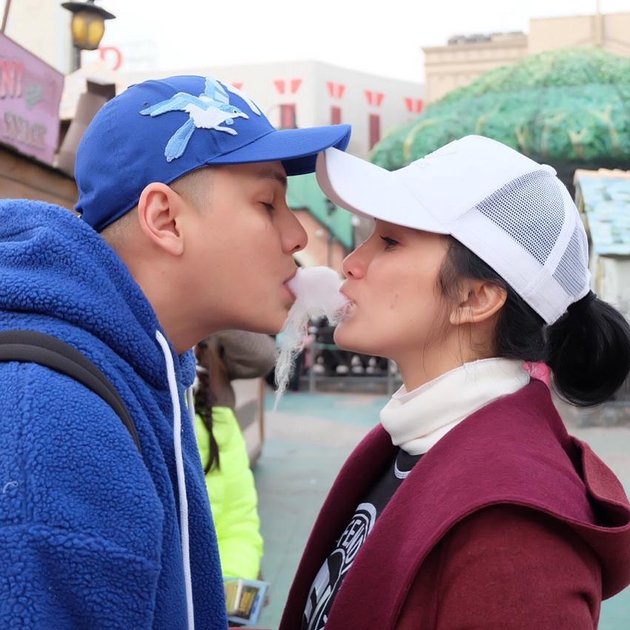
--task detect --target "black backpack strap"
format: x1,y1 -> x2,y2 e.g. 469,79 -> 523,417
0,330 -> 141,452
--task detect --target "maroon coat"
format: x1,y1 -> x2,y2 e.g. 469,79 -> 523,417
280,381 -> 630,629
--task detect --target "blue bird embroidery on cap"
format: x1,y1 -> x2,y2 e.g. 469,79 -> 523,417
140,77 -> 254,162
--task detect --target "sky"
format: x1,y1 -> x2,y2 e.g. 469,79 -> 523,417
95,0 -> 630,83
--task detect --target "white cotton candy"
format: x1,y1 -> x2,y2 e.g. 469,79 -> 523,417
287,266 -> 349,324
273,267 -> 349,409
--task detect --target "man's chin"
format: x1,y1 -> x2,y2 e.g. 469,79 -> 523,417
250,312 -> 287,336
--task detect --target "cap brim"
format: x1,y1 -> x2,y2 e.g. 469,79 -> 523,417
316,148 -> 447,233
207,124 -> 351,176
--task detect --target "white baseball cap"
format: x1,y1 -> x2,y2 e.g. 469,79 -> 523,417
316,135 -> 590,325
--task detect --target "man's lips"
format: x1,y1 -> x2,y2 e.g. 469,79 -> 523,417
283,271 -> 298,300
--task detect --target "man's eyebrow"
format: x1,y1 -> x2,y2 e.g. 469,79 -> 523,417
256,169 -> 287,190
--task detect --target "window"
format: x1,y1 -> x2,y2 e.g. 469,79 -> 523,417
279,104 -> 297,129
369,114 -> 381,149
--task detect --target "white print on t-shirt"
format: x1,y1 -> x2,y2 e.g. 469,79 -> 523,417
304,502 -> 377,630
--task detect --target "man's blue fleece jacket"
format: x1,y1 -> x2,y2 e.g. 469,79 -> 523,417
0,200 -> 227,629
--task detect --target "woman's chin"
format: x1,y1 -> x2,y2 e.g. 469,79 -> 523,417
334,321 -> 369,355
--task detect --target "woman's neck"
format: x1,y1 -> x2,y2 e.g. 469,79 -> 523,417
396,344 -> 495,392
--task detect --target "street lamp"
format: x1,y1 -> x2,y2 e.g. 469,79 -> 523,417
61,0 -> 115,71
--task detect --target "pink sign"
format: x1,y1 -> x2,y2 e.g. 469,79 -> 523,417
0,33 -> 64,166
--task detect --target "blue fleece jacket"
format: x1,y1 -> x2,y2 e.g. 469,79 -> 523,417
0,200 -> 227,629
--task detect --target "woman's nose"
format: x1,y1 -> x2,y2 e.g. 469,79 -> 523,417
342,248 -> 363,279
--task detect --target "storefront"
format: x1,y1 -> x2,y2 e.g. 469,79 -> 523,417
0,32 -> 76,208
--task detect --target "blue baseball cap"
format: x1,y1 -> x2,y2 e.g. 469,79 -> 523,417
75,75 -> 352,232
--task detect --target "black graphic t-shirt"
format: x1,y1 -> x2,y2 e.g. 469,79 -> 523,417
303,449 -> 422,630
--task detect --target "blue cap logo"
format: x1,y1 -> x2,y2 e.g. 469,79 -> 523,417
140,77 -> 263,162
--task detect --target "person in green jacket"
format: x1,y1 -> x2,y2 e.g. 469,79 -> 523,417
194,337 -> 266,580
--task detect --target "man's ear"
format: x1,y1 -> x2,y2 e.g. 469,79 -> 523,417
449,280 -> 507,325
136,182 -> 185,256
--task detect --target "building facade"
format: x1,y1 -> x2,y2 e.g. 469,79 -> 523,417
0,31 -> 75,206
423,12 -> 630,103
574,169 -> 630,320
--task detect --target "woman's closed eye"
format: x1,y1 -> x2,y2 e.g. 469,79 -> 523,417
380,235 -> 399,250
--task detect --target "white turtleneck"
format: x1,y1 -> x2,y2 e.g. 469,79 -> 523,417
380,358 -> 530,456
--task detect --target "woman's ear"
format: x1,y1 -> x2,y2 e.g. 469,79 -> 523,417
449,280 -> 507,325
136,183 -> 185,256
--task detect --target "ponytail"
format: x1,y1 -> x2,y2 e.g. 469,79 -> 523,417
194,342 -> 221,473
547,292 -> 630,407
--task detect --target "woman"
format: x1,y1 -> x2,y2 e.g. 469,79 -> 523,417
281,136 -> 630,630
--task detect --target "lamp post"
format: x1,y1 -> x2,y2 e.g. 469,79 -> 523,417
61,0 -> 115,71
1,0 -> 13,33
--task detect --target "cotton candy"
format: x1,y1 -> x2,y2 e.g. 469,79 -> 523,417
287,266 -> 349,324
274,267 -> 349,409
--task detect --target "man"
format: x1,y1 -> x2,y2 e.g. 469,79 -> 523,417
0,75 -> 350,629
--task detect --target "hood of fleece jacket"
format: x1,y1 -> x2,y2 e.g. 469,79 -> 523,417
0,199 -> 195,387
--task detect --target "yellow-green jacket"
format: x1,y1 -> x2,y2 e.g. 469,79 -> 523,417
195,407 -> 263,580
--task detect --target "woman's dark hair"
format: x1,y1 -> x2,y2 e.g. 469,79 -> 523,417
194,342 -> 220,473
439,236 -> 630,407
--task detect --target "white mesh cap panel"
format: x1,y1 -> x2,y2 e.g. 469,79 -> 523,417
458,169 -> 589,323
474,170 -> 565,265
553,223 -> 590,299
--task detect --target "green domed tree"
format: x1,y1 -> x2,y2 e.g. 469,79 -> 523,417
373,48 -> 630,189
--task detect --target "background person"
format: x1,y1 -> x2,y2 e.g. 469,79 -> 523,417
280,136 -> 630,630
194,332 -> 276,581
204,330 -> 276,410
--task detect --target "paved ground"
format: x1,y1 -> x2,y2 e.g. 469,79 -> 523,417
253,389 -> 630,629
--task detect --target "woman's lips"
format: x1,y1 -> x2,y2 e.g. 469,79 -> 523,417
336,288 -> 355,319
338,298 -> 356,320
